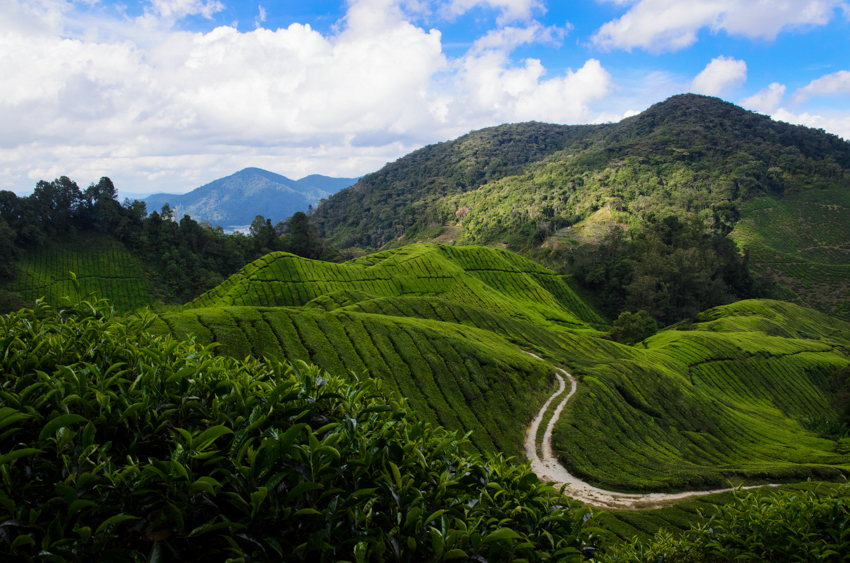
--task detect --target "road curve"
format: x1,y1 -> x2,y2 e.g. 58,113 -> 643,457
524,354 -> 776,508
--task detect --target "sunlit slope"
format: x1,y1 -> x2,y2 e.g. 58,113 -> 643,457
169,246 -> 850,493
732,192 -> 850,319
186,243 -> 606,329
152,305 -> 554,456
551,299 -> 850,492
1,233 -> 154,311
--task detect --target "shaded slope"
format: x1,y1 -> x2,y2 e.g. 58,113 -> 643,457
0,232 -> 154,311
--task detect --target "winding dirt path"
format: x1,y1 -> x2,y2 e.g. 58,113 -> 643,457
524,356 -> 776,508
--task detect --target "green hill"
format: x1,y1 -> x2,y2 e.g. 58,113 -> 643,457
312,94 -> 850,320
0,232 -> 155,311
150,244 -> 850,493
185,243 -> 606,330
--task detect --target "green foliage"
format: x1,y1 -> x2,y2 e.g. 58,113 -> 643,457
610,311 -> 657,345
311,122 -> 604,249
570,215 -> 760,325
186,243 -> 607,330
0,298 -> 603,562
599,482 -> 850,562
0,232 -> 154,313
155,304 -> 557,457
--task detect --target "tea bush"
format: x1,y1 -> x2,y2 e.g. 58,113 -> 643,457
599,483 -> 850,562
0,297 -> 602,562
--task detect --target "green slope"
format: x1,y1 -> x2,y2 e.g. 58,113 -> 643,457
550,299 -> 850,492
0,232 -> 155,312
732,191 -> 850,319
152,244 -> 850,494
152,304 -> 554,456
186,243 -> 606,330
313,93 -> 850,319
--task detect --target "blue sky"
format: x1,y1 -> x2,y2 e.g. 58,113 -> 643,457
1,0 -> 848,196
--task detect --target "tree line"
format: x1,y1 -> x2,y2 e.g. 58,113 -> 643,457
0,176 -> 337,305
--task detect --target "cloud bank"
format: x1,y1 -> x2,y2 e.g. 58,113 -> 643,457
0,0 -> 614,194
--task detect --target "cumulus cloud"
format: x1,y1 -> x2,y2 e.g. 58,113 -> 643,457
592,0 -> 844,52
691,56 -> 747,96
772,108 -> 850,141
794,69 -> 850,102
0,0 -> 615,194
741,82 -> 786,113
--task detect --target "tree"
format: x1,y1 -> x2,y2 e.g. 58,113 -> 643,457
287,211 -> 319,259
610,310 -> 658,345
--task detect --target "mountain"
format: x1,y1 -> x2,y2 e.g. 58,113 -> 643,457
312,94 -> 850,319
143,167 -> 358,226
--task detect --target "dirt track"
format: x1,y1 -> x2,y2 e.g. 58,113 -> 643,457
524,357 -> 776,508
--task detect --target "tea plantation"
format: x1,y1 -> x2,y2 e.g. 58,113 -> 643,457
4,242 -> 850,560
0,232 -> 154,312
149,244 -> 850,497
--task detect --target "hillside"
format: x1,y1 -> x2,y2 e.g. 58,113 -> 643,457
310,122 -> 604,248
0,232 -> 155,312
143,168 -> 358,227
151,244 -> 850,493
312,94 -> 850,320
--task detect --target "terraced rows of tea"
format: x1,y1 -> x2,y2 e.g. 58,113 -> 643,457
733,194 -> 850,320
152,304 -> 555,456
2,233 -> 154,311
158,244 -> 850,496
187,243 -> 606,330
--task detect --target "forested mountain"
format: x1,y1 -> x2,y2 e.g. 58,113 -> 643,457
313,94 -> 850,321
144,167 -> 357,227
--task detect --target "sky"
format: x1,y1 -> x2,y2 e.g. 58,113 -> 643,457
2,0 -> 849,197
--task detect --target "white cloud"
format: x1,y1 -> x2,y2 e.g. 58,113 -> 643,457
691,56 -> 747,96
772,108 -> 850,141
794,69 -> 850,102
469,20 -> 569,53
741,82 -> 786,113
136,0 -> 225,29
255,5 -> 266,28
592,0 -> 844,52
441,0 -> 545,23
0,0 -> 615,195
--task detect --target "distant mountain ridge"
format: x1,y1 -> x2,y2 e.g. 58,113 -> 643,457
143,168 -> 358,227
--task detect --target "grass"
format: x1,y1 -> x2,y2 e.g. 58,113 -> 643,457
187,243 -> 608,330
1,232 -> 155,312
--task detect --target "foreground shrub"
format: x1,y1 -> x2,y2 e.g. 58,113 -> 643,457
0,297 -> 602,562
600,482 -> 850,562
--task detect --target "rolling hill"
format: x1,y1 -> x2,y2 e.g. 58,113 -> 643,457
311,94 -> 850,320
142,167 -> 358,227
150,244 -> 850,494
